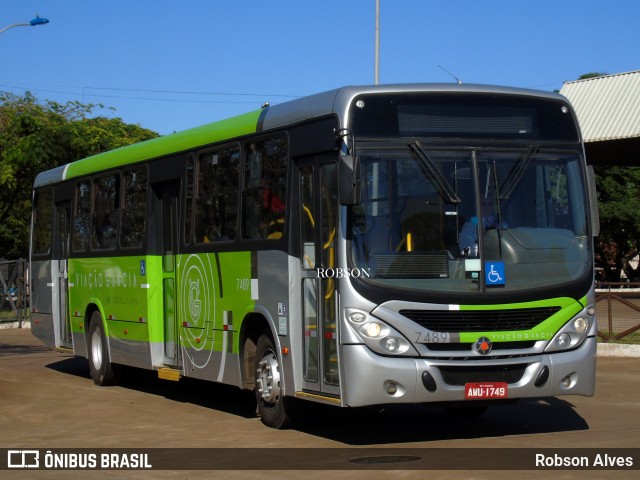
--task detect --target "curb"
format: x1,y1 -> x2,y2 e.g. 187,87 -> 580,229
0,320 -> 31,330
597,342 -> 640,358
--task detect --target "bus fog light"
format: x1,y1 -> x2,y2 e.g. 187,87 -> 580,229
574,317 -> 588,333
384,380 -> 404,396
556,333 -> 571,348
364,322 -> 382,338
384,337 -> 400,352
349,312 -> 367,324
561,373 -> 576,388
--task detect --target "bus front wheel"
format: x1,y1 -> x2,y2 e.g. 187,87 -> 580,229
87,311 -> 119,386
255,333 -> 291,429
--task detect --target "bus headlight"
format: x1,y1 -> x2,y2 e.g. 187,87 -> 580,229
349,312 -> 367,324
345,309 -> 418,357
363,322 -> 383,338
556,333 -> 571,348
545,309 -> 594,353
574,317 -> 588,333
384,337 -> 400,352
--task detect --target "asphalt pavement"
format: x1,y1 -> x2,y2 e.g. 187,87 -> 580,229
1,327 -> 639,480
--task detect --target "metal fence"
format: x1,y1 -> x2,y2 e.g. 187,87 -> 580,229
595,282 -> 640,343
0,258 -> 29,327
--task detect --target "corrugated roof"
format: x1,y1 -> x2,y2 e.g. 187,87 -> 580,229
559,70 -> 640,143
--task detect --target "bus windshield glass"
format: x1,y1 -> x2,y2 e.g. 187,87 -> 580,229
349,145 -> 591,294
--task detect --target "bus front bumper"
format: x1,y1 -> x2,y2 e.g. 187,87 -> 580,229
340,337 -> 596,407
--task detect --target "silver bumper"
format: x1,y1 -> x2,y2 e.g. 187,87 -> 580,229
341,337 -> 596,407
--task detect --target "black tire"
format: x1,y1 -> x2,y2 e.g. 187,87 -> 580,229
255,333 -> 291,429
87,311 -> 119,386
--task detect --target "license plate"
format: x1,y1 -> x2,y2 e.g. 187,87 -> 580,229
465,382 -> 508,400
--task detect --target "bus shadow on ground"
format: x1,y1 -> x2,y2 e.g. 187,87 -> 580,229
45,356 -> 257,419
0,342 -> 55,357
289,397 -> 589,444
45,356 -> 589,444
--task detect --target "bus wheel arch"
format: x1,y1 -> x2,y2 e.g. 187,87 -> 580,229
239,313 -> 270,391
86,308 -> 119,386
255,331 -> 291,428
239,313 -> 291,428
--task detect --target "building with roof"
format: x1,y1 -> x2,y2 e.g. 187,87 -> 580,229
560,71 -> 640,165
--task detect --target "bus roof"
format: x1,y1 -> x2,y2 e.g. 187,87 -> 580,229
34,83 -> 568,188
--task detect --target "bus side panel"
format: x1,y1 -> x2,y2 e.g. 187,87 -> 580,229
177,251 -> 256,387
30,259 -> 55,348
177,250 -> 290,390
107,320 -> 152,370
68,256 -> 156,369
254,250 -> 294,394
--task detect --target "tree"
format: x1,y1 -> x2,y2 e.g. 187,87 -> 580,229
578,72 -> 609,80
569,72 -> 640,281
593,165 -> 640,281
0,92 -> 158,258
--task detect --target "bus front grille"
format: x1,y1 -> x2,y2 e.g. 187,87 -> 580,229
400,307 -> 560,332
437,364 -> 528,386
425,341 -> 537,352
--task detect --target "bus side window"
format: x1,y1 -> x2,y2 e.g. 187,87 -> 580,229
91,174 -> 120,251
72,181 -> 91,253
184,158 -> 194,245
195,145 -> 240,243
242,135 -> 288,240
300,164 -> 315,268
121,167 -> 148,249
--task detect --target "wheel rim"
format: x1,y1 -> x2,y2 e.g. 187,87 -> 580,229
256,349 -> 281,405
91,329 -> 103,371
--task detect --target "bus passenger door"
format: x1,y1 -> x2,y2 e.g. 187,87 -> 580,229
155,182 -> 181,367
55,201 -> 72,349
298,157 -> 340,397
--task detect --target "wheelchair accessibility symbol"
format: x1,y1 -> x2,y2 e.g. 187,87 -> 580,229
485,261 -> 505,286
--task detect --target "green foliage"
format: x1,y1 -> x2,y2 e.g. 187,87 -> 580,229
0,92 -> 158,259
593,165 -> 640,281
578,72 -> 609,80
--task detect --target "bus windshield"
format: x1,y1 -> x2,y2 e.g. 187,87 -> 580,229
349,144 -> 591,294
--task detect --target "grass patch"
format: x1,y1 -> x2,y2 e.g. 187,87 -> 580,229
0,308 -> 29,322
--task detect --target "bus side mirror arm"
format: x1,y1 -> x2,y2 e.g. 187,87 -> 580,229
339,154 -> 361,205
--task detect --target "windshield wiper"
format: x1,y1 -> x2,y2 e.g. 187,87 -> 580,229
408,141 -> 460,204
499,145 -> 539,200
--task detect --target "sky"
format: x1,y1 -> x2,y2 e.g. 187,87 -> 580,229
1,0 -> 638,135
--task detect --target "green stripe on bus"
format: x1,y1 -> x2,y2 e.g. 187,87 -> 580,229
457,296 -> 584,343
64,110 -> 263,179
68,252 -> 254,354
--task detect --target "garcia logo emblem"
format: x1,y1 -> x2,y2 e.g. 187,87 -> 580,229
473,336 -> 493,355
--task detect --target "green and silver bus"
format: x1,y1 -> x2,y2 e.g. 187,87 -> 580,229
30,84 -> 599,428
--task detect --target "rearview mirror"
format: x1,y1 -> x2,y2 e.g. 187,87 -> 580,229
586,165 -> 600,237
339,154 -> 361,205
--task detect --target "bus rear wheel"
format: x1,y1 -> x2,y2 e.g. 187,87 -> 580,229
87,311 -> 119,386
255,333 -> 291,429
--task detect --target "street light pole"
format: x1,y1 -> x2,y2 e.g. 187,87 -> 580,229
0,16 -> 49,35
374,0 -> 380,85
